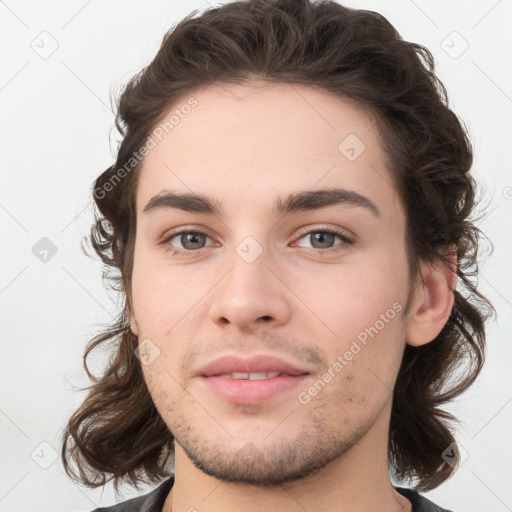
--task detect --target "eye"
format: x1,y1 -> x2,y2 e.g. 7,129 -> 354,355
160,229 -> 215,256
159,226 -> 354,257
294,228 -> 353,253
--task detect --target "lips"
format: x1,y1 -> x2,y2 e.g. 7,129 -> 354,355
196,354 -> 310,378
196,354 -> 312,404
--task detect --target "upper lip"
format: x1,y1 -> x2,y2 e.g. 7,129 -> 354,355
196,354 -> 311,377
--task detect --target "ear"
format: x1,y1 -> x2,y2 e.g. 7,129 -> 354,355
127,301 -> 139,336
130,314 -> 139,336
405,246 -> 457,347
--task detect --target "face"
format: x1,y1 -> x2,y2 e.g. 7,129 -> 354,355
129,82 -> 413,485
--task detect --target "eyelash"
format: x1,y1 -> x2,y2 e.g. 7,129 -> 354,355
159,225 -> 354,258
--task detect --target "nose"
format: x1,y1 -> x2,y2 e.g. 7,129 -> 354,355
208,249 -> 291,333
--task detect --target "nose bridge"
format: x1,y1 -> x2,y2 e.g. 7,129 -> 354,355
209,235 -> 291,331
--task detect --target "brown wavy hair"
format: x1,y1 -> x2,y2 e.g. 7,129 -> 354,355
61,0 -> 495,494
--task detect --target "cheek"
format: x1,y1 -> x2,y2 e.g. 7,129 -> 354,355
130,248 -> 207,338
141,364 -> 178,419
293,247 -> 409,389
131,248 -> 205,377
294,251 -> 408,341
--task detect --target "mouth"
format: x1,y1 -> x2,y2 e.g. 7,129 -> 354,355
216,371 -> 299,379
196,354 -> 312,405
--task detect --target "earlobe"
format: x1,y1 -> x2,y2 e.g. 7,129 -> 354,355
406,248 -> 457,347
126,295 -> 139,336
129,309 -> 139,336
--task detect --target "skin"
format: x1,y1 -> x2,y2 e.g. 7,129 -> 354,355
129,81 -> 456,512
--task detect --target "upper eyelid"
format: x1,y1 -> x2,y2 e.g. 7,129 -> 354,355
292,228 -> 353,248
294,224 -> 351,237
163,224 -> 348,237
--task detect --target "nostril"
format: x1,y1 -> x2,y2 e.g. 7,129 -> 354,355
260,315 -> 272,321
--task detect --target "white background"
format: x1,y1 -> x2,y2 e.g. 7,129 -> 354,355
1,1 -> 511,511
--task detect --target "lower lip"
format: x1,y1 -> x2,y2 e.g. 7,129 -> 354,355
201,375 -> 310,404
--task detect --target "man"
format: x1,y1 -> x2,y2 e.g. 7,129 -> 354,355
61,0 -> 494,511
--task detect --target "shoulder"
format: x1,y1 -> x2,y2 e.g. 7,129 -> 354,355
396,487 -> 454,512
90,477 -> 174,512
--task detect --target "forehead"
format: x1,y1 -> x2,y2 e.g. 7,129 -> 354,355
136,81 -> 402,221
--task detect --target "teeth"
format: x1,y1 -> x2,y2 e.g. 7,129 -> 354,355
218,371 -> 282,380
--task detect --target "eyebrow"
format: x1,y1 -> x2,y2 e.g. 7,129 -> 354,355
143,187 -> 380,218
